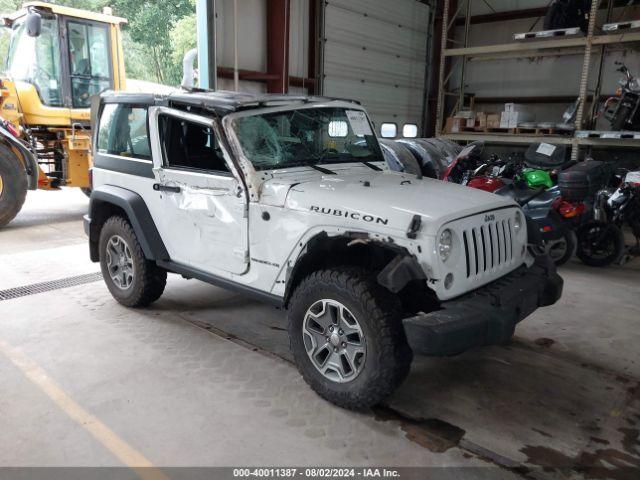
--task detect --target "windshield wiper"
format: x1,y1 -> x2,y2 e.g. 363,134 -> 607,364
308,164 -> 336,175
283,160 -> 336,175
320,156 -> 383,172
357,160 -> 383,171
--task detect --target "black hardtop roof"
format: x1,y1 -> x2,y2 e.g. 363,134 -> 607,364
100,89 -> 361,115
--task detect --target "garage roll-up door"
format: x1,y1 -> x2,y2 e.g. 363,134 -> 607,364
321,0 -> 430,138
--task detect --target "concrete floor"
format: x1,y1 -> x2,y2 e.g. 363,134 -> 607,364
0,189 -> 638,479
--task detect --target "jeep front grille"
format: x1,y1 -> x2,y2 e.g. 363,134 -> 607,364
462,218 -> 514,278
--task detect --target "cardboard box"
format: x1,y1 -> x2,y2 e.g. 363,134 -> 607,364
476,112 -> 487,129
445,117 -> 465,133
487,114 -> 501,129
453,110 -> 477,128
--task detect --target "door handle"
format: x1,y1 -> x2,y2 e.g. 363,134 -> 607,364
153,183 -> 181,193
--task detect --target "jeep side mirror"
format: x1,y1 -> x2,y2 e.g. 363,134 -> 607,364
26,12 -> 42,38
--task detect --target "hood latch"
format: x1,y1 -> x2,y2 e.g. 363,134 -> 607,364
406,215 -> 422,239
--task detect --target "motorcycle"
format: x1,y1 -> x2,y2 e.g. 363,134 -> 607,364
600,62 -> 640,131
444,143 -> 585,266
496,183 -> 584,266
543,0 -> 590,32
576,170 -> 640,267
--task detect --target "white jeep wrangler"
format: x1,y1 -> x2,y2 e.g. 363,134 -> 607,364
85,91 -> 563,409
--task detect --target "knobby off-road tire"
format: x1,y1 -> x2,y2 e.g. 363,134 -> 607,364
99,216 -> 167,307
288,267 -> 413,410
0,145 -> 28,228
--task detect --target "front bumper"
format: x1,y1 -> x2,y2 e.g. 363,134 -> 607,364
403,255 -> 563,356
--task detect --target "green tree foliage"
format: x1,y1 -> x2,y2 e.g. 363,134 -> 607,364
170,12 -> 196,68
0,0 -> 196,86
112,0 -> 194,84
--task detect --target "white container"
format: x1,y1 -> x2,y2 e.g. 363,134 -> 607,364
625,170 -> 640,185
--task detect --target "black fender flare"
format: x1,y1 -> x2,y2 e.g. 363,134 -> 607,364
282,231 -> 427,305
0,125 -> 38,190
87,185 -> 169,262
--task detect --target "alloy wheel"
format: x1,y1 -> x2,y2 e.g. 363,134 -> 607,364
302,299 -> 366,383
106,235 -> 135,290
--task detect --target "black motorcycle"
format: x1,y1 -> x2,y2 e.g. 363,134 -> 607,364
576,170 -> 640,267
601,62 -> 640,132
543,0 -> 590,32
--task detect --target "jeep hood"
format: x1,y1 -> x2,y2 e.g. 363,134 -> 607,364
260,168 -> 517,236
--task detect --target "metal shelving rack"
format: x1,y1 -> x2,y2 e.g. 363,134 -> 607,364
434,0 -> 640,160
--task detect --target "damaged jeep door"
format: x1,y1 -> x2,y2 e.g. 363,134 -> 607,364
148,107 -> 249,275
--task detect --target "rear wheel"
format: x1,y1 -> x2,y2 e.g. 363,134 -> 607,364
0,146 -> 28,227
99,216 -> 167,307
576,221 -> 625,267
288,267 -> 412,410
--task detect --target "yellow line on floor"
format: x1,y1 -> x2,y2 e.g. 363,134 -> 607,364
0,339 -> 170,480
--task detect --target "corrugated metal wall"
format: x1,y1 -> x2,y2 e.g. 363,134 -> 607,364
321,0 -> 431,137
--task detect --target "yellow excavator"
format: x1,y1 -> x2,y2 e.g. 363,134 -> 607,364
0,1 -> 127,227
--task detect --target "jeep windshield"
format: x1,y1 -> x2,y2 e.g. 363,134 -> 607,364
232,107 -> 385,171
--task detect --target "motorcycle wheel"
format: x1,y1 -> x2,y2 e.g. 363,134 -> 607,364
611,105 -> 632,131
576,221 -> 625,267
546,231 -> 577,266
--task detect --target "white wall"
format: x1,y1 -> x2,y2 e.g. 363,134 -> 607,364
322,0 -> 431,135
213,0 -> 311,92
215,0 -> 268,73
213,0 -> 432,135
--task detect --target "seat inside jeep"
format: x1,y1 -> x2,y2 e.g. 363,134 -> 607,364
160,115 -> 229,173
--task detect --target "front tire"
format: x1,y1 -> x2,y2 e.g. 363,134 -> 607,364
546,231 -> 577,266
576,221 -> 625,267
99,216 -> 167,307
288,267 -> 412,410
0,145 -> 28,228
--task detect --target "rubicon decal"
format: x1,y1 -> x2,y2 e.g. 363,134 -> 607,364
310,206 -> 389,225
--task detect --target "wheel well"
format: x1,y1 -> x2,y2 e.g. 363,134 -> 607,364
88,186 -> 169,263
88,200 -> 128,262
283,233 -> 437,314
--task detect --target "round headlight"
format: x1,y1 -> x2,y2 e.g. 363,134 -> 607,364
439,229 -> 453,262
514,211 -> 523,234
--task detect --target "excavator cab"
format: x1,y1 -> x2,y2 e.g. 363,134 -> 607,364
0,2 -> 126,227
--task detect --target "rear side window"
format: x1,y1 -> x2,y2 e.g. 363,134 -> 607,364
158,114 -> 230,174
97,104 -> 151,160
